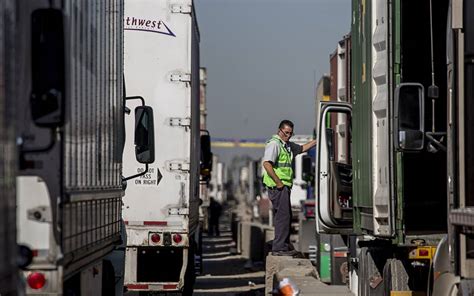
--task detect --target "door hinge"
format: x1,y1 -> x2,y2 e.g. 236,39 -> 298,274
170,73 -> 191,83
168,208 -> 189,215
168,117 -> 191,127
171,4 -> 192,14
168,161 -> 190,172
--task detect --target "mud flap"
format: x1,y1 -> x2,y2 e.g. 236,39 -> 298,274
383,259 -> 409,294
182,242 -> 196,296
359,247 -> 385,296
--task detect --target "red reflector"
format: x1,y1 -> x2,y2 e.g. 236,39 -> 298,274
27,272 -> 46,290
333,251 -> 347,258
150,233 -> 161,243
173,233 -> 183,244
419,249 -> 430,256
127,284 -> 148,290
124,221 -> 129,225
163,284 -> 178,290
32,250 -> 39,257
144,221 -> 168,226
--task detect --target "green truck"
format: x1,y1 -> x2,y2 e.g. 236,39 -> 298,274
315,0 -> 473,294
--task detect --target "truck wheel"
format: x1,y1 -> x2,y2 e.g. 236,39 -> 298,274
182,243 -> 196,296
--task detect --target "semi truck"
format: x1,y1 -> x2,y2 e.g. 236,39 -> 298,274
209,155 -> 227,205
316,35 -> 352,286
290,135 -> 314,221
199,67 -> 211,235
315,0 -> 463,294
15,0 -> 154,294
216,162 -> 228,204
0,1 -> 20,294
122,0 -> 204,293
431,0 -> 474,294
311,71 -> 350,286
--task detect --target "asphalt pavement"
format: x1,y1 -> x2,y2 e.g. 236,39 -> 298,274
194,211 -> 265,296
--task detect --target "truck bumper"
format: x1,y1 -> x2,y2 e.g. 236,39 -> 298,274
124,246 -> 189,291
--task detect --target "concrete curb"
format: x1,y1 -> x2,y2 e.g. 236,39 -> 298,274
265,255 -> 353,296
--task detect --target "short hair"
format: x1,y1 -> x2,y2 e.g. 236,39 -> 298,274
278,120 -> 294,129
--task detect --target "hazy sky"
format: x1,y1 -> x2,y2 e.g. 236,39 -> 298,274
194,0 -> 351,163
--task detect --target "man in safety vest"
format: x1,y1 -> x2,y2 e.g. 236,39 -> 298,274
262,120 -> 316,256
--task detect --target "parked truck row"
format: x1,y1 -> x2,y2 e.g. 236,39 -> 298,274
314,0 -> 474,294
0,0 -> 210,295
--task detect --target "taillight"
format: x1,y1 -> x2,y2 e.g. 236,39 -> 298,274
173,233 -> 183,244
419,249 -> 430,256
305,206 -> 315,218
150,233 -> 161,244
27,272 -> 46,290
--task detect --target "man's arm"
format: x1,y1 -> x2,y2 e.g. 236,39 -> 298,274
263,161 -> 284,189
302,139 -> 317,153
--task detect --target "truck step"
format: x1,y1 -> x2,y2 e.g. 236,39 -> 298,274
308,245 -> 318,265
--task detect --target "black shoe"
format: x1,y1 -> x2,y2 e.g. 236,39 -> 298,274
272,250 -> 299,257
292,251 -> 305,258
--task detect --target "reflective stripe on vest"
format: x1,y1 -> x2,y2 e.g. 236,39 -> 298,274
263,135 -> 294,187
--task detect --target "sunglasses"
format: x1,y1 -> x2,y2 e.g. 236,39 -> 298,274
280,129 -> 293,136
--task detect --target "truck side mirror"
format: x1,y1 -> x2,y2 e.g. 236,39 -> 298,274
394,83 -> 425,151
30,9 -> 65,128
135,106 -> 155,163
200,134 -> 212,175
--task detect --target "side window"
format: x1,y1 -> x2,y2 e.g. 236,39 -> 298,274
326,112 -> 351,165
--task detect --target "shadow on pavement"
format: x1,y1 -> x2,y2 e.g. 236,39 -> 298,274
194,221 -> 266,295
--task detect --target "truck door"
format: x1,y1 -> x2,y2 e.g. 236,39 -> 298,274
316,102 -> 353,234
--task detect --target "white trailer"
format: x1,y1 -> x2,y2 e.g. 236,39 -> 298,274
198,68 -> 210,239
122,0 -> 201,293
208,154 -> 220,203
0,1 -> 20,294
199,67 -> 208,130
216,162 -> 227,204
14,1 -> 151,294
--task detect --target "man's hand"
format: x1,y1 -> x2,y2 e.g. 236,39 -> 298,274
276,181 -> 285,189
302,139 -> 317,153
263,161 -> 285,189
